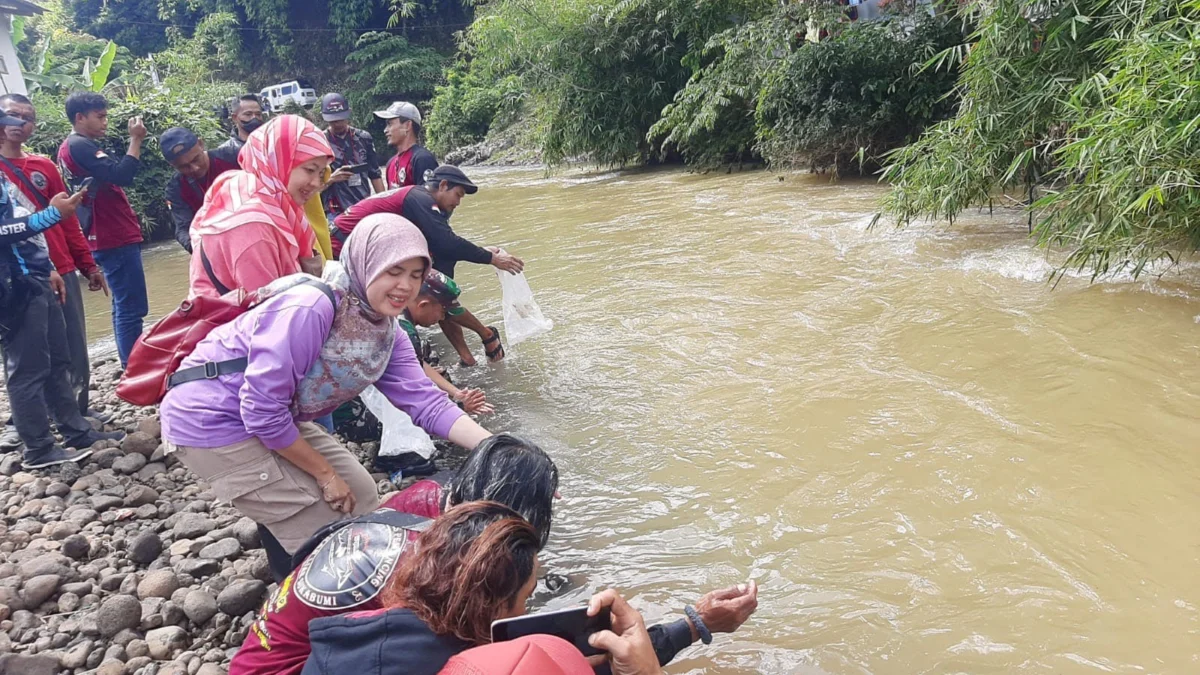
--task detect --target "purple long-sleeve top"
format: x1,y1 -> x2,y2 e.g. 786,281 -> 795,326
160,285 -> 465,450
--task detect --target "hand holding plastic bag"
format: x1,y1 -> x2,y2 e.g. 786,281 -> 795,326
495,269 -> 553,346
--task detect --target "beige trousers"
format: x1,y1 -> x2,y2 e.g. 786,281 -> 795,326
172,422 -> 379,552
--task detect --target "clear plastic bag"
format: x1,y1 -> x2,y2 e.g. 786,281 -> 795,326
495,271 -> 553,346
359,385 -> 436,459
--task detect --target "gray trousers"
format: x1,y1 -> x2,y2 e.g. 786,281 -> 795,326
61,272 -> 90,415
1,282 -> 94,456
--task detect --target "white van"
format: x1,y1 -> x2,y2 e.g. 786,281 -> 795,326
259,79 -> 318,111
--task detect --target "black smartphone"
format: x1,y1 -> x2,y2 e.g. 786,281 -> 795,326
340,163 -> 370,174
490,605 -> 612,657
77,177 -> 95,193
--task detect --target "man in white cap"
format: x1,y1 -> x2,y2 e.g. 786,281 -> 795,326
374,101 -> 438,190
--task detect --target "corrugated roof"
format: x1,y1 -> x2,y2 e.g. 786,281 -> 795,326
0,0 -> 43,16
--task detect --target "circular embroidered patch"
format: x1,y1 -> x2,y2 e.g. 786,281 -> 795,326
294,521 -> 411,610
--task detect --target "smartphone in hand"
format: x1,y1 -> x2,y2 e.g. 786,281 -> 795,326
491,605 -> 612,657
341,163 -> 370,174
76,177 -> 95,194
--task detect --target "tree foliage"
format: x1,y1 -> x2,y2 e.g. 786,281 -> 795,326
344,32 -> 447,127
755,12 -> 962,172
463,0 -> 765,165
426,58 -> 523,156
880,0 -> 1200,277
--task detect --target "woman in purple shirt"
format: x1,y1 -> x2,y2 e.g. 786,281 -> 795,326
160,214 -> 493,553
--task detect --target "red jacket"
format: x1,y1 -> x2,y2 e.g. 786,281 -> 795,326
57,132 -> 144,252
0,154 -> 98,276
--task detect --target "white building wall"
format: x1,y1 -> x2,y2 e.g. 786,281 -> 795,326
0,15 -> 27,96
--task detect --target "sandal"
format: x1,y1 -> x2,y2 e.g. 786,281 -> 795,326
483,326 -> 505,362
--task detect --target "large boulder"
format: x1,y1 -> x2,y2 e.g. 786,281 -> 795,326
145,626 -> 188,660
0,653 -> 59,675
121,432 -> 159,458
216,579 -> 267,617
182,590 -> 218,625
137,570 -> 179,600
173,514 -> 216,540
96,594 -> 142,637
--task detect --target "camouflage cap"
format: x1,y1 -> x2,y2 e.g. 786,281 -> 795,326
421,270 -> 464,315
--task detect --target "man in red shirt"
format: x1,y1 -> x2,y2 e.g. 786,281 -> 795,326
375,102 -> 438,189
0,94 -> 108,419
57,92 -> 148,369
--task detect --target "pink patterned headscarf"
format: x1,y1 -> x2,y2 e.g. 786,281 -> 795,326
340,213 -> 431,315
190,114 -> 332,255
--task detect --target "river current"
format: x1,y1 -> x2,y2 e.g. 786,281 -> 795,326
85,168 -> 1200,673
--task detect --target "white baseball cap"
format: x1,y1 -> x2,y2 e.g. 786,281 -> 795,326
373,101 -> 422,124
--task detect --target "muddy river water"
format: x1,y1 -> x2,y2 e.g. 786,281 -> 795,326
85,168 -> 1200,673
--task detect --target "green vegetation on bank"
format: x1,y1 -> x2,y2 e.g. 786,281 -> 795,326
17,0 -> 1198,275
435,0 -> 961,169
881,0 -> 1200,277
15,0 -> 464,240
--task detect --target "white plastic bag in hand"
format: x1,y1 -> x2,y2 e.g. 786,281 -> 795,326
495,270 -> 553,346
360,385 -> 436,459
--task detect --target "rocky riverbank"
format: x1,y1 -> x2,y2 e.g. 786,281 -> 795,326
0,357 -> 421,675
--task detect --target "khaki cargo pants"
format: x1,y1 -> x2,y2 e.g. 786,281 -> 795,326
172,422 -> 379,552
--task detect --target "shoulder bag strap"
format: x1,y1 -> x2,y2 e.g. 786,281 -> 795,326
0,156 -> 50,209
198,243 -> 233,296
167,277 -> 339,389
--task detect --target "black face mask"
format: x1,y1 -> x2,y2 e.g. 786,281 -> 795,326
239,117 -> 264,135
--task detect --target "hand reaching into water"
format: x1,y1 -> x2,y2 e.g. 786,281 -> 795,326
454,388 -> 494,416
694,580 -> 759,635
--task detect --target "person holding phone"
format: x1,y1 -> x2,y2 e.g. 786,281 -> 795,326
0,94 -> 109,434
439,594 -> 667,675
56,92 -> 148,369
320,93 -> 383,218
0,120 -> 126,469
237,434 -> 757,675
302,502 -> 542,675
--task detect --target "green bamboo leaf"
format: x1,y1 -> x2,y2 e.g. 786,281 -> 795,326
90,41 -> 118,93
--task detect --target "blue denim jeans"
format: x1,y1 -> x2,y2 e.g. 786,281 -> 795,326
314,413 -> 335,434
92,243 -> 148,368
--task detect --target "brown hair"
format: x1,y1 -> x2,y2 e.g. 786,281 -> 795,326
383,501 -> 539,645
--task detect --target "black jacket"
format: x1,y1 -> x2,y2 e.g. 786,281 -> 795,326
302,607 -> 470,675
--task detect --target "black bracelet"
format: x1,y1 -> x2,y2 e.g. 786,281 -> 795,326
684,605 -> 713,645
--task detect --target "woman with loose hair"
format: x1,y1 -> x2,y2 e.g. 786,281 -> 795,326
301,501 -> 540,675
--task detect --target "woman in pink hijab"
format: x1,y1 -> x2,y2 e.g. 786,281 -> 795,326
188,114 -> 332,297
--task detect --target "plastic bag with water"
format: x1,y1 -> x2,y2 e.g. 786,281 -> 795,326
359,385 -> 436,460
496,271 -> 553,346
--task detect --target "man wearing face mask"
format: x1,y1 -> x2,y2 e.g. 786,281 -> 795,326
162,127 -> 240,252
220,94 -> 266,154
